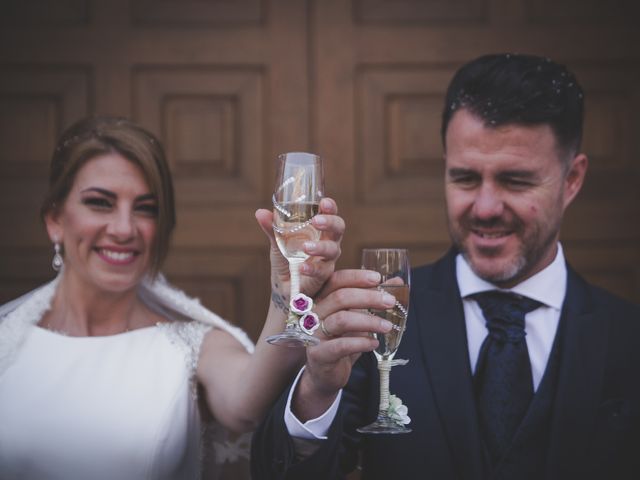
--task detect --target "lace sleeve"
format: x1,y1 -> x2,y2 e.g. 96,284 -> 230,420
158,321 -> 211,394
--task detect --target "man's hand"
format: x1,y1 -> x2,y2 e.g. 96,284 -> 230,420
291,269 -> 396,421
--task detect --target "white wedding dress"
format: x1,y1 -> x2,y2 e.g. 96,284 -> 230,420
0,274 -> 254,480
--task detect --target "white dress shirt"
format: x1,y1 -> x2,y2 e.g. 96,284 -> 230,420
286,244 -> 567,439
458,243 -> 566,390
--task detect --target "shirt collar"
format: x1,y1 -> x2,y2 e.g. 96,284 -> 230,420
456,243 -> 567,310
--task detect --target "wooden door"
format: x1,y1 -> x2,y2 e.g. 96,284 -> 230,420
1,1 -> 639,478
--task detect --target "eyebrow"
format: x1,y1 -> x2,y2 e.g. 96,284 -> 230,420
447,168 -> 536,178
80,187 -> 156,202
447,168 -> 477,177
496,170 -> 537,179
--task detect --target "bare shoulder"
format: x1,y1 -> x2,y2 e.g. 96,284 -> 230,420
201,326 -> 248,349
197,328 -> 251,376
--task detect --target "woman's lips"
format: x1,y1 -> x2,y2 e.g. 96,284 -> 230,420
96,248 -> 138,265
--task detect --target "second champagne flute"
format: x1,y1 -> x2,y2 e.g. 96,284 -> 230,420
358,248 -> 411,434
266,152 -> 323,347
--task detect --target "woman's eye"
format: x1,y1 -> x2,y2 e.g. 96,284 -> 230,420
82,197 -> 112,208
136,204 -> 159,217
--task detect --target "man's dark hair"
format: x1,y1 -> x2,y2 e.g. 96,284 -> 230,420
441,53 -> 584,160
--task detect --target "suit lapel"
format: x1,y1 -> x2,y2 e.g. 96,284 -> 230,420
412,250 -> 485,480
546,267 -> 609,479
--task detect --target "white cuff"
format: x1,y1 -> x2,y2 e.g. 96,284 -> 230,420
284,366 -> 343,440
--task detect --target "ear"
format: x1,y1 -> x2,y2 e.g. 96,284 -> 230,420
563,153 -> 588,209
44,208 -> 64,244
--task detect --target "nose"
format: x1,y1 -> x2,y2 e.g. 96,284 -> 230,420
107,209 -> 135,241
472,182 -> 504,220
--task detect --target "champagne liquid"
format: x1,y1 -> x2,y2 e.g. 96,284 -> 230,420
273,202 -> 320,260
370,285 -> 409,360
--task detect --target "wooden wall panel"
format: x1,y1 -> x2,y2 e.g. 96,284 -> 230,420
0,96 -> 59,177
0,0 -> 89,26
131,0 -> 263,25
525,0 -> 639,24
0,67 -> 92,178
388,94 -> 443,175
133,67 -> 265,206
0,67 -> 92,256
357,66 -> 453,204
563,242 -> 640,302
354,0 -> 489,24
0,249 -> 53,303
164,249 -> 270,340
165,95 -> 238,177
574,64 -> 640,201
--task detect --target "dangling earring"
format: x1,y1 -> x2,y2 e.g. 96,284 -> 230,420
52,242 -> 63,271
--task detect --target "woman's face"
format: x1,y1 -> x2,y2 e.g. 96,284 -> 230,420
46,153 -> 159,294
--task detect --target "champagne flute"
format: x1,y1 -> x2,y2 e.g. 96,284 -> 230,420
266,152 -> 323,347
358,248 -> 411,434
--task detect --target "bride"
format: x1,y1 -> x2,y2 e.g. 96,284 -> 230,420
0,116 -> 382,479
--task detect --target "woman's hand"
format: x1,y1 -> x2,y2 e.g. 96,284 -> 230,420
255,197 -> 345,299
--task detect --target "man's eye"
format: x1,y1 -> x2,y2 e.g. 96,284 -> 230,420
505,179 -> 532,189
451,175 -> 478,186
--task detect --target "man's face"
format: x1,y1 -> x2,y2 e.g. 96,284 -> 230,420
444,109 -> 586,287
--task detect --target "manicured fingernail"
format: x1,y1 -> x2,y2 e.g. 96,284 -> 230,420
313,216 -> 327,227
303,242 -> 317,253
300,263 -> 312,275
382,292 -> 396,307
381,320 -> 393,332
367,271 -> 381,283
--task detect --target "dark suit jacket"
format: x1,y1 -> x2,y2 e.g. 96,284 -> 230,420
251,250 -> 640,479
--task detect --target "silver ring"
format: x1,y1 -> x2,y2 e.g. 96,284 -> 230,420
320,320 -> 334,338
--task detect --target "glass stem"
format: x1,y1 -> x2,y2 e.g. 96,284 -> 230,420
377,357 -> 391,412
287,258 -> 304,326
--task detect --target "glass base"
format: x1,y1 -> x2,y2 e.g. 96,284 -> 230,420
266,327 -> 319,347
357,414 -> 412,435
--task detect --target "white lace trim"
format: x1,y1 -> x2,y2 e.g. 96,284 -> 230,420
157,321 -> 211,397
202,419 -> 252,472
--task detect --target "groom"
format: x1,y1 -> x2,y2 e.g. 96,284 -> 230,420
250,54 -> 640,479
